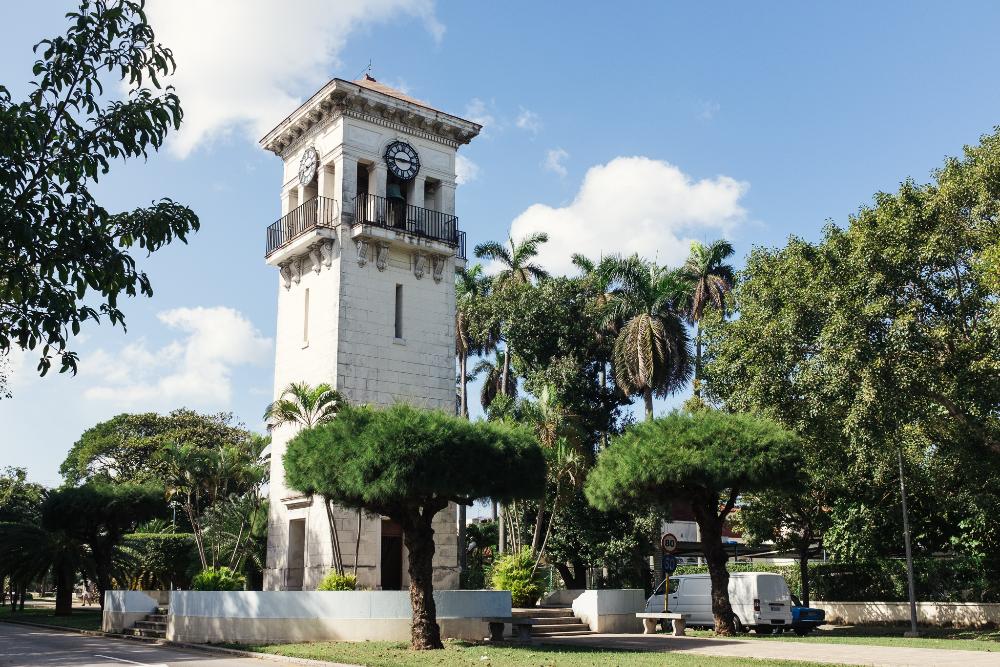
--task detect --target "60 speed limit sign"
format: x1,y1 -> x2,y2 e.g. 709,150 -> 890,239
660,532 -> 678,554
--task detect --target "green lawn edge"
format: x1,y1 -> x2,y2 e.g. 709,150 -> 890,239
239,639 -> 846,667
683,627 -> 999,653
0,607 -> 103,632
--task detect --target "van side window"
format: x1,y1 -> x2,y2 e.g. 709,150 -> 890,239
668,578 -> 680,594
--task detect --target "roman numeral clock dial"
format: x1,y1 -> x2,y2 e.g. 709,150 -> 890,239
384,141 -> 420,181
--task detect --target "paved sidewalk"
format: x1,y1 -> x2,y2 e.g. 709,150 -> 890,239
540,633 -> 998,667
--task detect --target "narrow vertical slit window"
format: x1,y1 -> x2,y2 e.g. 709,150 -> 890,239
303,288 -> 310,345
394,284 -> 403,339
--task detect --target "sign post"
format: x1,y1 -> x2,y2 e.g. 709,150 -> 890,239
660,533 -> 678,613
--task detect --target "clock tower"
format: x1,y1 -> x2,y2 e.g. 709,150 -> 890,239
260,75 -> 481,591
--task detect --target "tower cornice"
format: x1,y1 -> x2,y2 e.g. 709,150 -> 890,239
260,78 -> 481,156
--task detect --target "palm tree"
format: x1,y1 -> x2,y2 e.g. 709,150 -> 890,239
680,240 -> 735,398
265,381 -> 351,575
264,382 -> 345,430
473,351 -> 518,411
605,254 -> 693,420
474,232 -> 549,394
455,264 -> 495,418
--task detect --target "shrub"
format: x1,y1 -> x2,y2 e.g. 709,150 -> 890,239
490,548 -> 544,607
119,533 -> 199,590
317,571 -> 357,591
191,566 -> 245,591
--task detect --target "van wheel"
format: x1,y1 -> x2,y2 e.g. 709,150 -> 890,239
732,617 -> 745,634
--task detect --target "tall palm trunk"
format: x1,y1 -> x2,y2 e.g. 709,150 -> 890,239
459,353 -> 468,418
500,347 -> 511,396
694,321 -> 703,398
643,387 -> 654,421
530,495 -> 545,556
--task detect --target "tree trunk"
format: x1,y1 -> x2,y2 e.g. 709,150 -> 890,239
458,504 -> 467,578
530,496 -> 545,556
491,501 -> 497,520
401,510 -> 443,650
54,563 -> 74,616
643,388 -> 654,421
799,547 -> 811,608
694,321 -> 703,398
459,353 -> 468,418
501,348 -> 510,396
354,510 -> 363,579
554,560 -> 587,590
325,497 -> 344,575
498,504 -> 506,555
692,496 -> 737,635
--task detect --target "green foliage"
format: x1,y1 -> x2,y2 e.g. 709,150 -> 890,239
490,548 -> 544,607
59,409 -> 258,486
192,566 -> 245,591
285,405 -> 545,514
0,0 -> 199,382
285,404 -> 544,650
586,411 -> 802,512
44,482 -> 166,602
264,382 -> 345,430
0,467 -> 45,524
119,533 -> 198,590
317,571 -> 358,591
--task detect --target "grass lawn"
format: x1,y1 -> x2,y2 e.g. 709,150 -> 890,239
685,625 -> 999,653
0,606 -> 103,632
242,639 -> 841,667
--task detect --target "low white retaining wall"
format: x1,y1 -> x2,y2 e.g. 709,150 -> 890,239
103,590 -> 169,633
816,601 -> 1000,627
167,590 -> 511,644
568,590 -> 646,633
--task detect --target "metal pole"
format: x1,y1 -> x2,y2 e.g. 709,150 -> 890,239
898,447 -> 920,637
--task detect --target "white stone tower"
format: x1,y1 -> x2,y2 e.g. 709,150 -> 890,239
260,76 -> 481,591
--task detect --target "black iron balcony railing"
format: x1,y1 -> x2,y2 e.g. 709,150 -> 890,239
265,196 -> 338,256
353,193 -> 465,259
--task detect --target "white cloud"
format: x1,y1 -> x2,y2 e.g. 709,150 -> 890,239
515,108 -> 541,134
455,154 -> 479,185
83,307 -> 272,407
698,100 -> 721,121
146,0 -> 445,157
509,156 -> 749,275
544,148 -> 569,177
463,98 -> 496,133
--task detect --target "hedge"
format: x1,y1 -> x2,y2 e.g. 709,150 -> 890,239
119,533 -> 199,590
673,559 -> 1000,603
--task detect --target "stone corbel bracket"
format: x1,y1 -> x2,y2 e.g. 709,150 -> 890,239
279,263 -> 293,289
376,242 -> 389,272
431,254 -> 446,283
291,257 -> 303,284
320,238 -> 335,268
309,244 -> 323,274
355,239 -> 370,267
412,252 -> 428,280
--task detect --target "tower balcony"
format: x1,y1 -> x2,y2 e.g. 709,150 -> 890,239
351,193 -> 466,260
265,196 -> 339,261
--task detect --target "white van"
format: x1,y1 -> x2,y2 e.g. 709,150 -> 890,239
644,572 -> 792,633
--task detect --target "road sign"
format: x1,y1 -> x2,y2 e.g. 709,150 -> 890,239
660,532 -> 678,554
661,554 -> 678,575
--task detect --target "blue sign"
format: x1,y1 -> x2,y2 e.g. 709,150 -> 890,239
661,554 -> 678,575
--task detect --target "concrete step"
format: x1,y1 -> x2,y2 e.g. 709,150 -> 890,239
512,607 -> 573,619
145,613 -> 168,622
129,627 -> 166,639
522,616 -> 581,626
531,629 -> 594,637
529,622 -> 591,634
133,621 -> 166,630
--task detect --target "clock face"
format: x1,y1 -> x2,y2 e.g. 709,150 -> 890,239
384,141 -> 420,181
298,147 -> 318,187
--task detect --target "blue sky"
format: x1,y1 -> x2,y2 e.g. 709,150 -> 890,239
3,1 -> 1000,487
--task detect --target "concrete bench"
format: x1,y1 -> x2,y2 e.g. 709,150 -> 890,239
482,617 -> 540,642
636,612 -> 689,636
